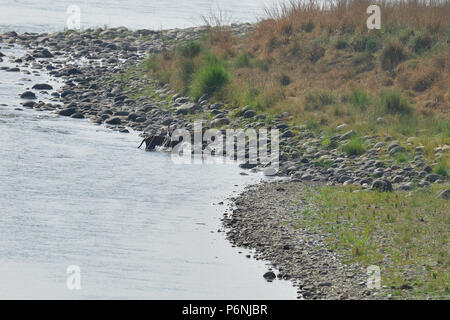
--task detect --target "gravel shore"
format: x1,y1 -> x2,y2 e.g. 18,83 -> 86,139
224,180 -> 384,300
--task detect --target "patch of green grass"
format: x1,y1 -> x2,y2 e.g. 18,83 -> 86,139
235,52 -> 252,68
322,137 -> 339,149
348,87 -> 371,110
316,158 -> 334,168
177,40 -> 202,58
297,184 -> 450,299
343,137 -> 367,156
396,151 -> 410,163
379,90 -> 412,115
434,160 -> 449,177
189,54 -> 229,100
304,89 -> 335,111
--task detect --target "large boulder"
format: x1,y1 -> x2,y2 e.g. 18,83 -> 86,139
20,91 -> 36,99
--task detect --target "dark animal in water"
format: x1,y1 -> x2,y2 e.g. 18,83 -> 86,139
138,135 -> 179,151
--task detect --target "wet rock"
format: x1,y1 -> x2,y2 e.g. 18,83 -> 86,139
263,271 -> 276,280
21,101 -> 36,108
59,107 -> 77,116
239,163 -> 257,169
20,91 -> 36,99
106,117 -> 122,125
71,113 -> 85,119
32,83 -> 53,90
32,48 -> 53,58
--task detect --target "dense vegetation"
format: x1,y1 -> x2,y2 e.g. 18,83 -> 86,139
146,0 -> 449,164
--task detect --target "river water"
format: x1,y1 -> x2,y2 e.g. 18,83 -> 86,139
0,1 -> 297,300
0,0 -> 279,34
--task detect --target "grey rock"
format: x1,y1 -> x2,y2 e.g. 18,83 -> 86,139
59,107 -> 77,116
371,179 -> 393,192
425,174 -> 440,183
340,130 -> 356,140
176,102 -> 200,115
20,91 -> 36,99
243,110 -> 256,118
263,271 -> 276,280
106,117 -> 122,125
437,189 -> 450,199
32,83 -> 53,90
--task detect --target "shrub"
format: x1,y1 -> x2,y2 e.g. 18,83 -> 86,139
190,55 -> 229,100
177,41 -> 202,58
178,59 -> 195,86
365,38 -> 379,53
380,41 -> 408,70
308,42 -> 325,63
396,152 -> 409,163
412,32 -> 433,54
235,52 -> 251,68
343,137 -> 367,156
351,34 -> 379,53
379,90 -> 412,114
278,73 -> 291,86
322,137 -> 339,149
304,89 -> 335,111
433,160 -> 448,177
334,38 -> 348,50
348,87 -> 371,110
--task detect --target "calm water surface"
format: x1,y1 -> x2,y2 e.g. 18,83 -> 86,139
0,0 -> 281,33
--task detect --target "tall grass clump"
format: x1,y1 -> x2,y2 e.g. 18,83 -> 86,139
177,41 -> 202,58
379,90 -> 412,115
304,89 -> 335,111
235,52 -> 252,68
433,159 -> 449,177
189,54 -> 229,100
380,40 -> 408,70
343,137 -> 367,156
412,32 -> 433,55
348,87 -> 371,110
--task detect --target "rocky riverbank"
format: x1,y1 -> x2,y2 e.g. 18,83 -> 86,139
1,24 -> 448,300
224,180 -> 379,300
1,26 -> 447,190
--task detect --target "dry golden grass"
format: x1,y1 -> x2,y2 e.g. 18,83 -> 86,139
147,0 -> 449,154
